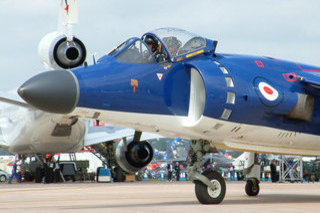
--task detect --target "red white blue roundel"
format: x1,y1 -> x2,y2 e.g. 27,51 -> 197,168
258,82 -> 278,101
254,77 -> 283,107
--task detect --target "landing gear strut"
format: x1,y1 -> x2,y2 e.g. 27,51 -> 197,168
187,139 -> 226,204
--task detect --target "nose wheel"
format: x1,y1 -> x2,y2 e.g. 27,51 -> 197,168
195,170 -> 226,204
187,139 -> 226,204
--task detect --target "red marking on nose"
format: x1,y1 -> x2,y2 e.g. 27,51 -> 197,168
264,86 -> 273,95
255,60 -> 264,68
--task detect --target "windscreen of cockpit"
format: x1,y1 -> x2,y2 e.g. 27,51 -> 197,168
114,39 -> 155,64
108,38 -> 135,56
149,28 -> 206,58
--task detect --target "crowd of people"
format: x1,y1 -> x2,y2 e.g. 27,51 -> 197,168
8,155 -> 64,184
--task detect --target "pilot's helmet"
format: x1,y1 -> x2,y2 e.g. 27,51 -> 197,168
144,36 -> 158,51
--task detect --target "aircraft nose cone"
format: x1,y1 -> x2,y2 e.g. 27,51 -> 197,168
18,70 -> 79,114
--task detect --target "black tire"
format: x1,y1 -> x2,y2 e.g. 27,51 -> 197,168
245,180 -> 260,196
0,175 -> 6,182
194,170 -> 226,204
113,167 -> 125,182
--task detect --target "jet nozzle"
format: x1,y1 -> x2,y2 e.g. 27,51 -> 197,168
18,70 -> 79,114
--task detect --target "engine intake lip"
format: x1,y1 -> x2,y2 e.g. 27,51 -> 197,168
53,36 -> 86,69
125,141 -> 153,168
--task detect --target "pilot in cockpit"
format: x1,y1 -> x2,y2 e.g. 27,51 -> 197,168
144,36 -> 167,63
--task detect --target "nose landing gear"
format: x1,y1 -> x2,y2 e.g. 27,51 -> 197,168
187,141 -> 262,204
187,139 -> 226,204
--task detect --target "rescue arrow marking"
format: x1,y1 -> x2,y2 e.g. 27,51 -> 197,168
157,73 -> 163,81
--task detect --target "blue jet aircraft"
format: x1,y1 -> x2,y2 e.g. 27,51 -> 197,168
18,27 -> 320,204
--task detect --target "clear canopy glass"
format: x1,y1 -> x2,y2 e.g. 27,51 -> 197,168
115,39 -> 155,64
108,38 -> 135,56
148,28 -> 206,58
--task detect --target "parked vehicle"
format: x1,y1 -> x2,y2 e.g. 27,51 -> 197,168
0,169 -> 9,182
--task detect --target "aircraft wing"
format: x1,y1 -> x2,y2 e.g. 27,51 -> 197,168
299,76 -> 320,96
0,91 -> 160,150
84,121 -> 162,146
0,138 -> 9,150
0,92 -> 161,151
84,124 -> 135,146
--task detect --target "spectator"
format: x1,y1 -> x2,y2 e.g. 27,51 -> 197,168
53,158 -> 61,183
230,166 -> 235,180
43,158 -> 50,184
167,162 -> 173,182
270,159 -> 278,182
175,162 -> 180,181
8,159 -> 21,184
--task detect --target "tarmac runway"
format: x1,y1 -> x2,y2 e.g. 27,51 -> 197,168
0,181 -> 320,212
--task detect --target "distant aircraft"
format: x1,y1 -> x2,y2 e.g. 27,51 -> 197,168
151,138 -> 189,162
202,152 -> 233,169
16,0 -> 320,205
0,95 -> 139,154
168,138 -> 187,159
0,0 -> 88,154
0,0 -> 158,158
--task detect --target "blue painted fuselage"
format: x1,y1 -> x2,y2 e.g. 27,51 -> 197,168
71,50 -> 320,136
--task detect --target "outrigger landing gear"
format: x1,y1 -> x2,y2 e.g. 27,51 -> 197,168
187,139 -> 226,204
243,152 -> 260,197
245,178 -> 260,196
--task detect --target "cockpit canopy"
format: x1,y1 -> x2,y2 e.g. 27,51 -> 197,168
107,28 -> 217,64
147,28 -> 207,58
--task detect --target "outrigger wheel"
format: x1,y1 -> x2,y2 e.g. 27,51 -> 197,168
194,170 -> 226,204
245,179 -> 260,196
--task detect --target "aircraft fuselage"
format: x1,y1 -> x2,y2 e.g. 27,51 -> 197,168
66,53 -> 320,156
18,28 -> 320,156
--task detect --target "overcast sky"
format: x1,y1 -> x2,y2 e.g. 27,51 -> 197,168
0,0 -> 320,91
